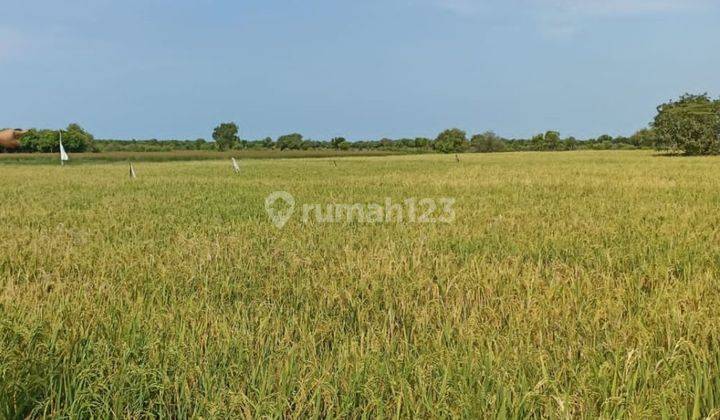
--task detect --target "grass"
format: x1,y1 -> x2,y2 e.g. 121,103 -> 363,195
0,149 -> 408,165
1,150 -> 720,418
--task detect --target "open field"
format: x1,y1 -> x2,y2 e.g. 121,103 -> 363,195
2,150 -> 720,418
0,149 -> 408,165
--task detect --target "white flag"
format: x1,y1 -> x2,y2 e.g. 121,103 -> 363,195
129,162 -> 137,179
59,131 -> 69,164
231,157 -> 240,173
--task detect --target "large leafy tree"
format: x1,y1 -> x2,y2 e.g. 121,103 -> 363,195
653,94 -> 720,155
471,131 -> 506,153
212,122 -> 239,151
434,128 -> 468,153
544,131 -> 561,151
277,133 -> 303,150
63,123 -> 94,152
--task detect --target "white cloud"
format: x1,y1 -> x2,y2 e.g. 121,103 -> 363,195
434,0 -> 485,15
429,0 -> 713,40
431,0 -> 712,16
545,0 -> 706,16
535,0 -> 712,39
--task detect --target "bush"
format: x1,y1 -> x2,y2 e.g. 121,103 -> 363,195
20,124 -> 94,153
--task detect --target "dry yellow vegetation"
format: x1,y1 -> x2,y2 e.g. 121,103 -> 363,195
1,150 -> 719,418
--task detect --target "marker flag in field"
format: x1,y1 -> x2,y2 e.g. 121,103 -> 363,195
59,131 -> 69,164
231,157 -> 240,173
129,162 -> 137,179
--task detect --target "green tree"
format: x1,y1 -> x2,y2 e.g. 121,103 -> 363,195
434,128 -> 468,153
414,137 -> 431,149
19,124 -> 94,153
530,133 -> 545,151
630,128 -> 656,148
597,134 -> 613,143
212,122 -> 239,151
653,94 -> 720,155
544,131 -> 561,151
63,123 -> 94,152
331,137 -> 346,150
471,131 -> 506,153
396,138 -> 414,148
194,138 -> 207,149
379,138 -> 394,149
277,133 -> 303,150
564,136 -> 578,150
18,129 -> 42,152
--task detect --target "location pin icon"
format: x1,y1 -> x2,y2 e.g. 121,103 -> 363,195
265,191 -> 295,229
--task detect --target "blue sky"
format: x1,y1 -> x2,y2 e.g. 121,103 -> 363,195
1,0 -> 718,140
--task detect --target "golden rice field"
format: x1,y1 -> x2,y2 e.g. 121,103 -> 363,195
2,150 -> 720,418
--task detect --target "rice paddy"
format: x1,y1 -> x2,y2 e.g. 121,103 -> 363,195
2,150 -> 720,418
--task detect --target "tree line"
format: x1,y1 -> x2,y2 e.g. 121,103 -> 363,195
1,124 -> 95,153
92,125 -> 656,154
3,94 -> 718,155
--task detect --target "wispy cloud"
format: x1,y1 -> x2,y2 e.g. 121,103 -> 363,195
546,0 -> 708,16
429,0 -> 713,39
431,0 -> 712,17
434,0 -> 485,15
536,0 -> 712,39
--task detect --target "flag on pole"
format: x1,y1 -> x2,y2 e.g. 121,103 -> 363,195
59,131 -> 69,165
129,162 -> 137,179
231,157 -> 240,173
